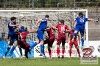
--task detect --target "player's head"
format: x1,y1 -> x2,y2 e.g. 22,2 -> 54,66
19,26 -> 27,32
60,19 -> 64,24
45,15 -> 49,20
10,17 -> 16,22
21,26 -> 24,30
79,12 -> 83,17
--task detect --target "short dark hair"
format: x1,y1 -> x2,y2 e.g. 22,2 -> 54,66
10,17 -> 16,21
45,15 -> 49,18
60,19 -> 64,23
21,26 -> 24,29
79,12 -> 83,16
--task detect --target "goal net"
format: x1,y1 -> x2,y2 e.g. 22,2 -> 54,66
0,10 -> 88,57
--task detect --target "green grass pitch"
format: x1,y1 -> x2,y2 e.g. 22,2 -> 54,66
0,57 -> 99,66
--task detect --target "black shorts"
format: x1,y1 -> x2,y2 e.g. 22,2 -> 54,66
44,38 -> 55,47
8,34 -> 18,45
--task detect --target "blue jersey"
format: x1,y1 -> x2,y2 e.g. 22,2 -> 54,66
38,18 -> 47,31
8,22 -> 16,36
75,17 -> 88,26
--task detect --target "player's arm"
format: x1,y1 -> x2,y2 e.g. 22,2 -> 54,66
9,23 -> 18,27
66,33 -> 69,43
88,18 -> 98,22
52,25 -> 58,39
35,19 -> 42,28
66,30 -> 70,43
45,26 -> 50,31
72,20 -> 76,27
52,26 -> 58,30
28,29 -> 37,33
65,25 -> 70,43
65,25 -> 70,32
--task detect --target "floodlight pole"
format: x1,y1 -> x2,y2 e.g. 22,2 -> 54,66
65,0 -> 66,7
29,0 -> 30,8
32,0 -> 34,10
74,0 -> 76,9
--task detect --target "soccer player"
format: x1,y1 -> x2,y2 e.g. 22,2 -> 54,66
7,17 -> 19,56
68,26 -> 80,57
72,12 -> 98,48
53,20 -> 69,58
44,27 -> 55,59
18,26 -> 36,58
35,15 -> 49,58
7,19 -> 18,50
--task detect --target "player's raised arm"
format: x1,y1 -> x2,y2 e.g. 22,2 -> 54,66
88,18 -> 98,22
35,19 -> 42,28
72,20 -> 76,27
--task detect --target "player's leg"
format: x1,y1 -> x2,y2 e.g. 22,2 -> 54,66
18,46 -> 22,57
80,26 -> 85,48
44,39 -> 50,56
39,40 -> 45,56
19,40 -> 30,58
69,41 -> 73,57
8,35 -> 18,55
61,38 -> 66,58
48,39 -> 54,59
30,41 -> 38,50
5,46 -> 11,57
74,40 -> 80,57
72,26 -> 79,41
9,41 -> 17,55
17,39 -> 23,57
5,35 -> 13,56
57,38 -> 61,58
37,30 -> 46,57
24,44 -> 30,58
25,48 -> 30,58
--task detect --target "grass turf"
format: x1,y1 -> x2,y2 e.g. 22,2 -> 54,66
0,57 -> 99,66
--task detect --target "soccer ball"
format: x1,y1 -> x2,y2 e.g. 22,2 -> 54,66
19,14 -> 24,18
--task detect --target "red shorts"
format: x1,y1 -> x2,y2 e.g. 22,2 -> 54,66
69,40 -> 78,48
18,40 -> 30,49
44,38 -> 55,47
57,37 -> 66,45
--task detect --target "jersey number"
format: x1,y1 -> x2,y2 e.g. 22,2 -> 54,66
61,25 -> 65,33
80,18 -> 84,23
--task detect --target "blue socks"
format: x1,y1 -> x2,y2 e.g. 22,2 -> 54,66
81,38 -> 84,46
9,45 -> 16,55
40,44 -> 44,55
30,42 -> 37,49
